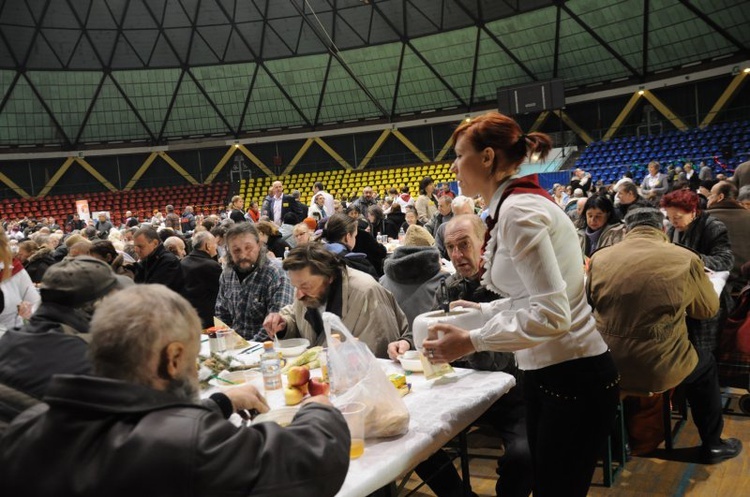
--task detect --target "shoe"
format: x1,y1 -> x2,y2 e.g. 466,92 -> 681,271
701,438 -> 743,464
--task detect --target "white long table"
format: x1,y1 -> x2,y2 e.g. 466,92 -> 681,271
335,360 -> 515,497
200,342 -> 515,497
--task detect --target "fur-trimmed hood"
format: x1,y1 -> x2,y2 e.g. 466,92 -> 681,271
26,246 -> 54,265
383,245 -> 441,284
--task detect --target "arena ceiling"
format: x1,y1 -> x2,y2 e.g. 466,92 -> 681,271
0,0 -> 748,150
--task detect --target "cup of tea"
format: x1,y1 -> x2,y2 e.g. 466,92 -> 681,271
338,402 -> 366,459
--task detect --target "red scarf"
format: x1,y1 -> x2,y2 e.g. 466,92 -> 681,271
480,175 -> 555,276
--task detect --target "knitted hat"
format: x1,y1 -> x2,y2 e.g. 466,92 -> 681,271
39,256 -> 133,307
624,207 -> 664,230
403,225 -> 435,247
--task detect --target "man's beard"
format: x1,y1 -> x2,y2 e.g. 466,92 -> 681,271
233,259 -> 256,273
299,283 -> 331,309
165,374 -> 200,404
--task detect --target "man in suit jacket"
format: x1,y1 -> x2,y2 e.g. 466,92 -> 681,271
264,181 -> 304,226
181,231 -> 222,329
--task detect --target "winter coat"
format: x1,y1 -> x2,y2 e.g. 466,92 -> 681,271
588,226 -> 719,393
379,246 -> 447,329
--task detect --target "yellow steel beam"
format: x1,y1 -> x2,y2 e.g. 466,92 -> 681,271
159,152 -> 199,185
603,92 -> 642,141
434,133 -> 454,162
700,71 -> 748,128
37,157 -> 75,197
124,152 -> 158,191
238,144 -> 275,177
555,111 -> 595,145
314,137 -> 353,171
204,146 -> 237,184
281,138 -> 314,176
529,110 -> 550,133
358,129 -> 390,169
0,171 -> 30,199
641,90 -> 688,132
74,158 -> 118,192
392,129 -> 431,163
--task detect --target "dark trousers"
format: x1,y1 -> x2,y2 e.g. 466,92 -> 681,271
477,384 -> 532,497
523,352 -> 620,497
681,348 -> 724,446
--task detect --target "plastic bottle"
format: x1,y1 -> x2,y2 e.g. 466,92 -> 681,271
208,332 -> 220,354
261,341 -> 282,390
283,246 -> 290,259
398,227 -> 405,243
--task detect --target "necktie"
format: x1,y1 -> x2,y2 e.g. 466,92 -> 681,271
320,207 -> 327,218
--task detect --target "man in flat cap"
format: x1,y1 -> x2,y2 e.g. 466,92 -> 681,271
587,207 -> 741,463
0,256 -> 132,431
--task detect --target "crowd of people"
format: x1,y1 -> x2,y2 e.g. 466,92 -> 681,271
0,111 -> 749,496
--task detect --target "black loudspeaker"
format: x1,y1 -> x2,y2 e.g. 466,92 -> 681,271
498,79 -> 565,116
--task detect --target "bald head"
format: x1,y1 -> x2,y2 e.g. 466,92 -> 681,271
164,236 -> 186,259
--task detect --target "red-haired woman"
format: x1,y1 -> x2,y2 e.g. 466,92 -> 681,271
660,189 -> 740,460
423,112 -> 619,496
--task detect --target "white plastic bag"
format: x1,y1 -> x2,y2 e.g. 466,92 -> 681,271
323,312 -> 409,438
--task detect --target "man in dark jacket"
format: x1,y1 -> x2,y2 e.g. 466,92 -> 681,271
131,226 -> 184,293
0,285 -> 350,497
181,231 -> 222,328
0,256 -> 132,431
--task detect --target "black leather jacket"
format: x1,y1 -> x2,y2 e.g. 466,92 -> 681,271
0,375 -> 350,497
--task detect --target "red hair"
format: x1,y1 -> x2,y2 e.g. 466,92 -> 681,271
451,112 -> 552,175
660,189 -> 700,213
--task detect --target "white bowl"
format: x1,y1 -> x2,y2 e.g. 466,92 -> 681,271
398,354 -> 424,373
253,407 -> 299,427
276,338 -> 310,357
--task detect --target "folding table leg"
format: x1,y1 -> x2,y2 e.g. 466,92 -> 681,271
458,430 -> 473,497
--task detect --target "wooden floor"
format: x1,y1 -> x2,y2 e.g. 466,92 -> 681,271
401,390 -> 750,497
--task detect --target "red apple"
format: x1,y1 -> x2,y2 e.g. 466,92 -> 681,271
308,377 -> 330,396
287,366 -> 310,387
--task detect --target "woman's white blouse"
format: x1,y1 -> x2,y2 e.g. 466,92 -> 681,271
0,267 -> 41,331
470,178 -> 608,371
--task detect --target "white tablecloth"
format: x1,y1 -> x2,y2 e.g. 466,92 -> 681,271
335,360 -> 515,497
200,342 -> 515,496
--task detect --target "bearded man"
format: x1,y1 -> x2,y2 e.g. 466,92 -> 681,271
215,223 -> 293,341
263,243 -> 406,358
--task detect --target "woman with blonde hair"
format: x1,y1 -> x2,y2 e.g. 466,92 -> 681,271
0,226 -> 41,331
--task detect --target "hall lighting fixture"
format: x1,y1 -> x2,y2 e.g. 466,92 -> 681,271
234,141 -> 240,148
638,90 -> 644,95
744,68 -> 750,73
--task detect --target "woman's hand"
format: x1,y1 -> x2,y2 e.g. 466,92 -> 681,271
449,300 -> 480,311
17,301 -> 33,320
422,323 -> 475,364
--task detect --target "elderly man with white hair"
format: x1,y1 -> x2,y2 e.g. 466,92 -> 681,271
434,195 -> 475,259
0,285 -> 350,496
